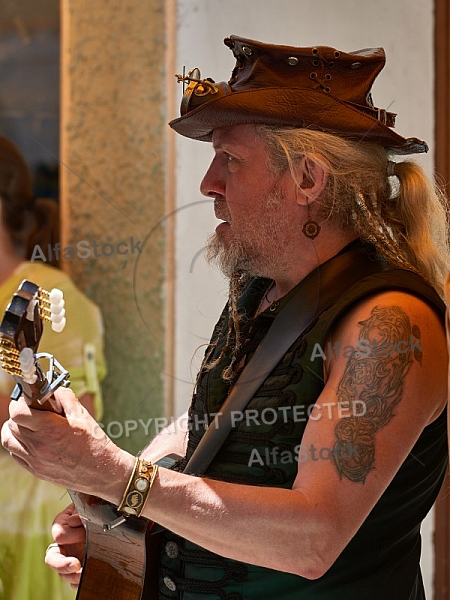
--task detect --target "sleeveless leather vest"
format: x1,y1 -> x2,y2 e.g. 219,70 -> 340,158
157,244 -> 447,600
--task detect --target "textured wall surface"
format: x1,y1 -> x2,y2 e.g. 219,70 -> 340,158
60,0 -> 167,453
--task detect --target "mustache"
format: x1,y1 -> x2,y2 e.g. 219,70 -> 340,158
214,198 -> 231,222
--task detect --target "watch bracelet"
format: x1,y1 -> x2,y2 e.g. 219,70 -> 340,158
117,457 -> 159,517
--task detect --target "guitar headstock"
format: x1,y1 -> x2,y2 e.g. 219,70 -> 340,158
0,279 -> 69,409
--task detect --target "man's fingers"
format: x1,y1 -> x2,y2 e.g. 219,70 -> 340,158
52,503 -> 76,527
45,542 -> 83,589
67,512 -> 84,528
52,504 -> 86,546
45,545 -> 82,573
8,388 -> 85,430
7,397 -> 62,431
53,387 -> 84,418
53,524 -> 86,546
46,506 -> 85,589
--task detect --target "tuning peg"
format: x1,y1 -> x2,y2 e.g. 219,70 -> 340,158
51,317 -> 66,333
19,348 -> 37,384
49,288 -> 63,304
50,299 -> 65,315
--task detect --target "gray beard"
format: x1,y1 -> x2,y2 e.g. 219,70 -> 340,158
204,232 -> 264,279
205,186 -> 291,279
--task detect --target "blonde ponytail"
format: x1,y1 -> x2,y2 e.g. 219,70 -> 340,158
390,161 -> 450,294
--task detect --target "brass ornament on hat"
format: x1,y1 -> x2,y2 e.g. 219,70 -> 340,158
175,68 -> 220,116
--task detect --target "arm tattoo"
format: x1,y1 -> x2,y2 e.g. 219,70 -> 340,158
332,305 -> 422,483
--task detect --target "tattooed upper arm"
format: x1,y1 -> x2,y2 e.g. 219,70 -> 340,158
333,305 -> 422,483
297,292 -> 447,491
289,292 -> 446,570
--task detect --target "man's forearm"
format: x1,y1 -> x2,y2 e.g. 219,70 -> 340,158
145,468 -> 333,579
103,460 -> 333,580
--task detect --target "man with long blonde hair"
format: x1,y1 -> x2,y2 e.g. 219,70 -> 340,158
3,36 -> 450,599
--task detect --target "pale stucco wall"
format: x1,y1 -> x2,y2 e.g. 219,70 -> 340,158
173,0 -> 435,595
60,0 -> 167,453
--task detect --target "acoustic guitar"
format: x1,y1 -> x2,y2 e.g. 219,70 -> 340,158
0,280 -> 164,600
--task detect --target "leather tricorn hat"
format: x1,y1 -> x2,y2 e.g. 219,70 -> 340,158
169,35 -> 427,154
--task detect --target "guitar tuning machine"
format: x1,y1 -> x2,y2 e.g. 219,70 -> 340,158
19,348 -> 37,384
35,352 -> 70,405
11,352 -> 70,407
37,288 -> 67,333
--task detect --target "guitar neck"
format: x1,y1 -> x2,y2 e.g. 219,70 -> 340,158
25,393 -> 61,413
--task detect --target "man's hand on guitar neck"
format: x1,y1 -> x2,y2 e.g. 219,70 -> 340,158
1,388 -> 188,497
1,386 -> 136,502
45,503 -> 85,590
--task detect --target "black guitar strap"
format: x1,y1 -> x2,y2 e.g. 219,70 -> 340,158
183,243 -> 443,476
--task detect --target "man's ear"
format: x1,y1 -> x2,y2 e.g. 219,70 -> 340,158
293,156 -> 328,206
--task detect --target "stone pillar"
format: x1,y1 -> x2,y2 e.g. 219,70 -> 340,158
60,0 -> 171,453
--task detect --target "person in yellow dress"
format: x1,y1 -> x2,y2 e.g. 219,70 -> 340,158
0,135 -> 106,599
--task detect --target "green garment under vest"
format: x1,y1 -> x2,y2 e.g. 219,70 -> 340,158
158,244 -> 447,600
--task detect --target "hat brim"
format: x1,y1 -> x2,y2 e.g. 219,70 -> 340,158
169,87 -> 427,154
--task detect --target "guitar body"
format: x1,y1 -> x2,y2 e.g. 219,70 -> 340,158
71,491 -> 161,600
